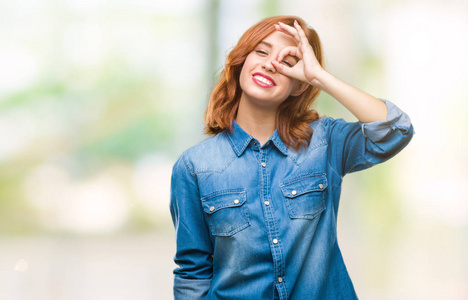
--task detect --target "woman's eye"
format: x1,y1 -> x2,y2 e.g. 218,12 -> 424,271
282,60 -> 293,67
255,50 -> 267,55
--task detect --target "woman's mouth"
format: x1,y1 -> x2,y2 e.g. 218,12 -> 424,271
252,72 -> 276,88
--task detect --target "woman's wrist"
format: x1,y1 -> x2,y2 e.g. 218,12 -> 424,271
307,67 -> 329,90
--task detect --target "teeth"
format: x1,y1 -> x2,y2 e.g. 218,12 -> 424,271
254,75 -> 273,86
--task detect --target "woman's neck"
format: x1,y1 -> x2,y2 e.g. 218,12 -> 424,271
235,98 -> 278,146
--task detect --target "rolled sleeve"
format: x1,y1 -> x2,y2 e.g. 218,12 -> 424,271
174,277 -> 212,300
361,98 -> 413,142
327,98 -> 414,176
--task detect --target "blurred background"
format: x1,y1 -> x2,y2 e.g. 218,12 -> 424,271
0,0 -> 467,299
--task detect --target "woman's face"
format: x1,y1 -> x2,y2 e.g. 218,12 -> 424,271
238,30 -> 301,110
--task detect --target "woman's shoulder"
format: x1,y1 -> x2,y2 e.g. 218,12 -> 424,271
173,132 -> 236,174
308,116 -> 340,137
183,131 -> 231,156
305,116 -> 363,150
310,115 -> 353,127
309,115 -> 362,135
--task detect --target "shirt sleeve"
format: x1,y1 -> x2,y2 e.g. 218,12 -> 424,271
327,98 -> 414,176
170,152 -> 213,299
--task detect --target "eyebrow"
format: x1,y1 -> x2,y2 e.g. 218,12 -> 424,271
259,41 -> 272,48
258,40 -> 299,63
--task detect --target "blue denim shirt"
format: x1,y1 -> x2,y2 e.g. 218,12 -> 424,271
170,99 -> 413,300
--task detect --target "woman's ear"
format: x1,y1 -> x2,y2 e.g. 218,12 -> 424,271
291,81 -> 309,97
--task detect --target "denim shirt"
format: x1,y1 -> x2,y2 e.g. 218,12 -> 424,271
170,99 -> 413,300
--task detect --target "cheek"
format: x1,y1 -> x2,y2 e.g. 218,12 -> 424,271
239,58 -> 253,88
240,56 -> 253,74
281,78 -> 298,94
239,68 -> 248,91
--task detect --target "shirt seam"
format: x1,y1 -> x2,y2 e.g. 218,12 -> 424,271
181,151 -> 196,177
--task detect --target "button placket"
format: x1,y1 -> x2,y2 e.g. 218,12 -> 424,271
257,147 -> 286,297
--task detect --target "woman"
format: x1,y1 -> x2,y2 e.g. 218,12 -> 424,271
170,15 -> 413,300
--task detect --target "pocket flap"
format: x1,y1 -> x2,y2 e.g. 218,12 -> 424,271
201,189 -> 247,215
280,174 -> 327,198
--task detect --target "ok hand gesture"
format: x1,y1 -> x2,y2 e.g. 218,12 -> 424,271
272,20 -> 324,86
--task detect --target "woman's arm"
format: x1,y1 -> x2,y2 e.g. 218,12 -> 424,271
272,20 -> 387,123
170,153 -> 213,299
308,70 -> 388,122
273,20 -> 413,176
326,99 -> 414,176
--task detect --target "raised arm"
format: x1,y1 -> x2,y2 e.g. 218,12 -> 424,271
272,20 -> 387,123
272,20 -> 413,176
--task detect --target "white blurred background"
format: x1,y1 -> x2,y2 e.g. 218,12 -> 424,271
0,0 -> 467,299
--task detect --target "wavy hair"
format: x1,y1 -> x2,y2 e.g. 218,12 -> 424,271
204,15 -> 324,151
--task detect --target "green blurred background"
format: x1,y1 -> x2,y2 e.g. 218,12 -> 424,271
1,0 -> 467,299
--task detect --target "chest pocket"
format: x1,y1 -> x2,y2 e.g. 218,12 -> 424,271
201,189 -> 250,236
280,174 -> 327,219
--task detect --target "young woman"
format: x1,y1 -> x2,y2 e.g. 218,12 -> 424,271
170,15 -> 413,300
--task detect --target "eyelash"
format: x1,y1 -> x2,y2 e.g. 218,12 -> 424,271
255,50 -> 293,67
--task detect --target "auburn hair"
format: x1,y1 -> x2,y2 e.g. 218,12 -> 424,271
204,16 -> 324,151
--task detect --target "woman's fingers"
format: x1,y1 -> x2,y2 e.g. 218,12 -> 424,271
293,20 -> 312,53
277,22 -> 301,42
277,46 -> 302,63
274,20 -> 320,83
271,60 -> 294,78
276,21 -> 311,50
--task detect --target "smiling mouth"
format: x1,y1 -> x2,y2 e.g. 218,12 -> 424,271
252,73 -> 276,88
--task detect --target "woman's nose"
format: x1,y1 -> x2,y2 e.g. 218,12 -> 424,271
262,59 -> 276,73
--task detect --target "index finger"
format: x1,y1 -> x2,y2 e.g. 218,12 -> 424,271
293,20 -> 310,47
276,22 -> 301,43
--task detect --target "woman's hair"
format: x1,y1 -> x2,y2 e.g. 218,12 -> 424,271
204,15 -> 324,151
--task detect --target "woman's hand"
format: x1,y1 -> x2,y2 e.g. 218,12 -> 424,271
273,20 -> 387,122
272,20 -> 324,86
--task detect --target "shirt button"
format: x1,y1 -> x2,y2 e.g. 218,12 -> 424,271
291,190 -> 297,195
264,201 -> 270,206
272,238 -> 278,244
253,141 -> 257,146
209,206 -> 215,212
319,183 -> 324,189
234,199 -> 239,204
278,277 -> 283,283
261,162 -> 266,167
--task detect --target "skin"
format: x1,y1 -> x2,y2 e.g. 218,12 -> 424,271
236,20 -> 388,146
236,30 -> 304,144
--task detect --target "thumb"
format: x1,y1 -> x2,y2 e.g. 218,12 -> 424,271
272,61 -> 294,78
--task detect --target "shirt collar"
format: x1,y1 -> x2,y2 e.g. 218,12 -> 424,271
270,129 -> 289,156
227,119 -> 289,157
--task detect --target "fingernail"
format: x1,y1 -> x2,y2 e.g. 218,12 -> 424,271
294,20 -> 298,25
